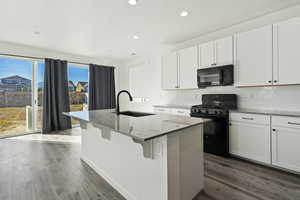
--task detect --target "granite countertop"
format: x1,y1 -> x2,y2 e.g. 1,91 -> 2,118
153,104 -> 192,109
231,108 -> 300,117
64,110 -> 209,142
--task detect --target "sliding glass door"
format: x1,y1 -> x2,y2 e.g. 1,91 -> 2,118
0,56 -> 44,137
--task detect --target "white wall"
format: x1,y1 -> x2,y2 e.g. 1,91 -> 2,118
119,5 -> 300,112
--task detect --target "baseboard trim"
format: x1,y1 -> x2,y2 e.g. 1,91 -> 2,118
80,155 -> 137,200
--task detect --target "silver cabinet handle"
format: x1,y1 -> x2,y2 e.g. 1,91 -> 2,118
158,109 -> 165,112
177,111 -> 184,113
242,117 -> 254,120
288,122 -> 300,126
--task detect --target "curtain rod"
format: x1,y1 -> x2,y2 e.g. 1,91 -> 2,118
0,53 -> 108,67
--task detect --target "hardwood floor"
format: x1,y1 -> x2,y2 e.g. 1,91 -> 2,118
1,128 -> 300,200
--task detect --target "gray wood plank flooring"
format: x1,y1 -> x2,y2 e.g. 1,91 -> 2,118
1,128 -> 300,200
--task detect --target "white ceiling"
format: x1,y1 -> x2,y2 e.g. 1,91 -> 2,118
0,0 -> 300,62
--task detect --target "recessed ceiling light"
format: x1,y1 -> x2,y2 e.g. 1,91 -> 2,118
133,35 -> 139,40
131,52 -> 137,56
180,11 -> 189,17
128,0 -> 138,6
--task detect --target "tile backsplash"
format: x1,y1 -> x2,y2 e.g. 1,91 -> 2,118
160,85 -> 300,111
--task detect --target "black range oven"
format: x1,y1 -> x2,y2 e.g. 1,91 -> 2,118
197,65 -> 234,88
191,94 -> 237,157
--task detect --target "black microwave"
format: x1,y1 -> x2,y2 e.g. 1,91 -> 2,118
197,65 -> 234,88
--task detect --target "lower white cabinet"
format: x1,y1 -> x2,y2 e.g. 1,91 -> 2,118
229,113 -> 271,164
153,107 -> 190,116
230,112 -> 300,173
272,116 -> 300,173
153,107 -> 172,114
172,108 -> 190,116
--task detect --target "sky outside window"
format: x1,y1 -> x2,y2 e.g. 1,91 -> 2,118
0,57 -> 88,85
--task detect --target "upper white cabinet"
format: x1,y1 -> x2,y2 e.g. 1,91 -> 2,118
273,17 -> 300,85
162,46 -> 198,90
215,36 -> 234,66
178,46 -> 198,89
199,41 -> 215,68
235,26 -> 273,87
272,116 -> 300,173
199,36 -> 233,69
162,52 -> 178,90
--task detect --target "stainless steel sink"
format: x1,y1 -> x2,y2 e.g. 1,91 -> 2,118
116,111 -> 155,117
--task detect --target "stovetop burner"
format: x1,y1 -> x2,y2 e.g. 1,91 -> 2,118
190,94 -> 237,118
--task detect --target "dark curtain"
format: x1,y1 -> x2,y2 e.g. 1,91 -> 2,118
42,58 -> 71,133
89,64 -> 116,110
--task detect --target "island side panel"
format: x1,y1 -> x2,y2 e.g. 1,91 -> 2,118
167,124 -> 204,200
80,122 -> 168,200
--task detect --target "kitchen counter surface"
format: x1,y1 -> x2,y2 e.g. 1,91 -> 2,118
231,108 -> 300,117
64,110 -> 210,142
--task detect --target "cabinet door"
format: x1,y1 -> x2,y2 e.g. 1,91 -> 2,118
235,26 -> 273,86
153,107 -> 172,114
162,52 -> 178,89
199,41 -> 215,68
178,46 -> 198,89
172,108 -> 190,116
272,126 -> 300,172
215,36 -> 233,66
273,17 -> 300,85
229,121 -> 271,164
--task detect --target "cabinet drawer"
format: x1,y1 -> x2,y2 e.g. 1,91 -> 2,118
172,108 -> 190,116
272,116 -> 300,129
153,107 -> 172,114
230,112 -> 270,125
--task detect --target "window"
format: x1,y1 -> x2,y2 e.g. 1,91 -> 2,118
68,64 -> 89,125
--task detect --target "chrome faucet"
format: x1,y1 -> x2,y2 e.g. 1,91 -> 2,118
116,90 -> 133,115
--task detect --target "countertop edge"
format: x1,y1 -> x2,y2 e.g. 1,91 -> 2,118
143,121 -> 208,141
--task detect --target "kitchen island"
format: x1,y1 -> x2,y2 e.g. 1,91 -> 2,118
64,110 -> 209,200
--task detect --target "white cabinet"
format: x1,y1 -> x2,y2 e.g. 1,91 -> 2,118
153,107 -> 172,114
172,108 -> 190,116
178,46 -> 198,89
162,46 -> 198,90
229,113 -> 271,164
162,52 -> 178,89
153,107 -> 190,116
235,26 -> 273,87
273,17 -> 300,85
272,116 -> 300,173
199,37 -> 233,69
215,36 -> 233,66
199,41 -> 215,68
